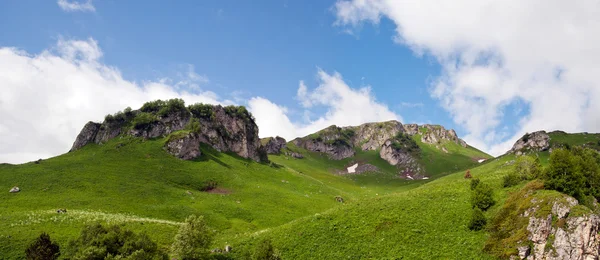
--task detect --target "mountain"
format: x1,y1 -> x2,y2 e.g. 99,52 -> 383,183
2,99 -> 599,259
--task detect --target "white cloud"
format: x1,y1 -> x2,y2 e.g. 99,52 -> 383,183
249,69 -> 401,140
57,0 -> 95,12
0,38 -> 224,164
400,102 -> 423,108
334,0 -> 600,156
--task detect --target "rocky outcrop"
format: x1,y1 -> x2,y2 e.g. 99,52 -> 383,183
70,102 -> 264,162
262,136 -> 286,154
351,121 -> 405,151
379,140 -> 421,173
70,122 -> 101,151
293,137 -> 354,160
509,131 -> 550,155
418,124 -> 467,147
9,186 -> 20,193
403,124 -> 419,135
516,196 -> 600,260
165,133 -> 201,160
284,151 -> 304,159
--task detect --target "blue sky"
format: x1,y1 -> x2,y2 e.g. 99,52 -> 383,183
1,0 -> 599,163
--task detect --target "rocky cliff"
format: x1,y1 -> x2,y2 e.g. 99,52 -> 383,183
292,121 -> 468,161
70,99 -> 265,162
508,131 -> 551,155
261,136 -> 287,154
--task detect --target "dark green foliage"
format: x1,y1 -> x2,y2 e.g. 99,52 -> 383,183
543,147 -> 600,201
65,223 -> 167,259
140,100 -> 166,113
158,98 -> 187,117
340,128 -> 355,140
132,112 -> 159,130
544,148 -> 585,200
224,105 -> 255,122
502,173 -> 521,188
391,133 -> 420,154
26,232 -> 60,260
104,110 -> 130,124
252,238 -> 280,260
199,180 -> 218,192
188,103 -> 215,120
468,208 -> 487,231
186,118 -> 201,133
470,178 -> 481,190
171,215 -> 214,260
471,182 -> 495,211
522,133 -> 530,143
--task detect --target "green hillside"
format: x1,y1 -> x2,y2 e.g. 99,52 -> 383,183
4,115 -> 597,259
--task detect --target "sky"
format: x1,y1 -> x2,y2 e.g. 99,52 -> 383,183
1,0 -> 599,164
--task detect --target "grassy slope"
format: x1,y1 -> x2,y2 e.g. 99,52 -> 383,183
228,155 -> 516,259
0,131 -> 492,258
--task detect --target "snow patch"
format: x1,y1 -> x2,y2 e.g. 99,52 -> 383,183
478,159 -> 486,163
347,163 -> 358,173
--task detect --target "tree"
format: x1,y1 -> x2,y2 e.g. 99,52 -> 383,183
468,208 -> 487,231
514,155 -> 542,180
171,215 -> 214,260
26,232 -> 60,260
65,223 -> 167,259
544,148 -> 585,200
471,182 -> 495,211
252,238 -> 281,260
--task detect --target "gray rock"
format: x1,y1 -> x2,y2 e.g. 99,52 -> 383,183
350,121 -> 405,151
9,186 -> 19,193
263,136 -> 287,154
70,121 -> 101,151
225,245 -> 232,253
379,140 -> 420,171
509,131 -> 550,154
164,133 -> 201,160
284,151 -> 304,159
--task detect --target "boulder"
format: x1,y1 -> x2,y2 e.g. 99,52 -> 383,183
9,186 -> 19,193
263,136 -> 287,154
284,151 -> 304,159
164,133 -> 202,160
70,121 -> 101,151
509,131 -> 550,154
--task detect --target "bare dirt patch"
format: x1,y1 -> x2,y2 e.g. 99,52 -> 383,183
206,187 -> 231,194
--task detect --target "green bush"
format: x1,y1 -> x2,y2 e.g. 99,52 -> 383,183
65,223 -> 167,259
26,232 -> 60,260
502,173 -> 521,188
514,155 -> 542,180
470,178 -> 480,190
468,208 -> 487,231
158,98 -> 187,117
252,238 -> 281,260
140,100 -> 166,113
132,112 -> 159,130
543,147 -> 600,201
186,118 -> 201,133
171,215 -> 214,260
224,105 -> 254,122
188,103 -> 215,120
390,133 -> 420,154
471,182 -> 495,211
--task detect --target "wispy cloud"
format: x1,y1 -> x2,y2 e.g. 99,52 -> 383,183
57,0 -> 95,12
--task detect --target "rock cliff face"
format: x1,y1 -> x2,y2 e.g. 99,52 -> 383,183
293,121 -> 468,161
516,196 -> 600,260
262,136 -> 287,154
379,140 -> 421,171
70,101 -> 264,162
509,131 -> 550,155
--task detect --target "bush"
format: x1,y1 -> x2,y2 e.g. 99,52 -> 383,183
158,98 -> 187,116
502,173 -> 521,188
188,103 -> 215,120
186,118 -> 201,133
132,112 -> 159,130
65,223 -> 167,259
140,100 -> 166,113
471,182 -> 495,211
224,105 -> 254,122
470,178 -> 480,190
171,215 -> 214,260
544,148 -> 585,200
390,133 -> 420,154
468,208 -> 487,231
252,238 -> 281,260
26,232 -> 60,260
514,155 -> 542,180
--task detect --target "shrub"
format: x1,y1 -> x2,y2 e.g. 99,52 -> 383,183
132,112 -> 159,130
470,178 -> 480,190
224,105 -> 254,122
65,223 -> 167,259
158,98 -> 187,116
502,173 -> 521,188
514,155 -> 542,180
252,238 -> 281,260
468,208 -> 487,231
140,100 -> 166,113
186,118 -> 201,133
471,182 -> 495,211
171,215 -> 214,260
464,170 -> 472,179
390,133 -> 420,154
188,103 -> 215,120
26,232 -> 60,260
544,148 -> 585,200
